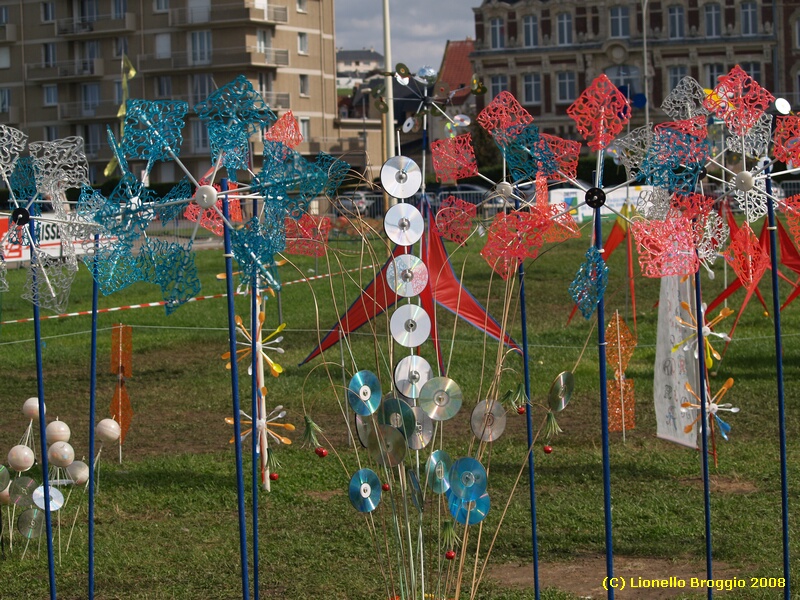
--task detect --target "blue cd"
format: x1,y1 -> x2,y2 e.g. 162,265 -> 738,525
377,396 -> 416,438
448,457 -> 487,501
348,468 -> 381,513
448,490 -> 490,525
425,449 -> 452,495
348,370 -> 382,416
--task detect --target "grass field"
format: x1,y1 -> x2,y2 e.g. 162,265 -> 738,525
0,218 -> 797,599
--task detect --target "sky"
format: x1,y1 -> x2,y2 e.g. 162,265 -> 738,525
334,0 -> 475,74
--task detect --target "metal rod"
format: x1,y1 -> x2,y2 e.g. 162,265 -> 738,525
88,234 -> 100,600
250,271 -> 261,597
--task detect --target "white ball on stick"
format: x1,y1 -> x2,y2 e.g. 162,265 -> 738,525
8,445 -> 35,472
96,418 -> 121,443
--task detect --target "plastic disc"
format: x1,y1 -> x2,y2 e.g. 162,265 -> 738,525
354,413 -> 372,448
381,156 -> 422,199
377,396 -> 416,438
394,355 -> 433,400
367,424 -> 407,467
390,304 -> 431,348
402,117 -> 416,133
17,508 -> 45,539
348,468 -> 381,513
419,377 -> 462,421
407,407 -> 434,450
347,370 -> 382,416
448,457 -> 488,501
386,254 -> 428,298
9,476 -> 38,507
425,449 -> 452,494
407,469 -> 424,513
33,486 -> 65,511
384,203 -> 424,246
448,490 -> 490,525
548,371 -> 575,413
470,399 -> 507,442
0,465 -> 9,492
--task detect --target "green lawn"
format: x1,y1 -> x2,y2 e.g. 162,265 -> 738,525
0,220 -> 797,599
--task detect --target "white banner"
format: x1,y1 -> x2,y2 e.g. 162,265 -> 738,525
653,275 -> 701,448
1,217 -> 91,263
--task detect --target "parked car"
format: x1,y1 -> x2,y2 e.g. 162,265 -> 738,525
334,189 -> 375,217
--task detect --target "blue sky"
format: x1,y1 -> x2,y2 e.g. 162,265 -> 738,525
334,0 -> 475,74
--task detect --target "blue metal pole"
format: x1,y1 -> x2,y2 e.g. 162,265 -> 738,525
221,179 -> 251,600
692,270 -> 713,599
515,194 -> 540,599
28,221 -> 57,599
765,175 -> 791,599
250,265 -> 260,598
88,234 -> 100,600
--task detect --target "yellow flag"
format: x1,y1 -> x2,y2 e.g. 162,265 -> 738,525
105,55 -> 137,177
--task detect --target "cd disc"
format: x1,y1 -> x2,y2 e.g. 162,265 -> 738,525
448,490 -> 490,525
407,407 -> 434,450
0,465 -> 9,492
390,304 -> 431,348
402,117 -> 416,133
387,254 -> 428,298
348,468 -> 381,513
425,449 -> 452,494
9,476 -> 37,507
419,377 -> 462,421
377,396 -> 416,438
347,370 -> 382,416
384,203 -> 424,246
453,114 -> 471,127
394,355 -> 433,399
367,424 -> 407,467
381,156 -> 422,199
354,413 -> 372,448
470,399 -> 507,442
17,508 -> 45,539
449,457 -> 488,501
32,486 -> 65,512
407,469 -> 424,513
548,371 -> 575,412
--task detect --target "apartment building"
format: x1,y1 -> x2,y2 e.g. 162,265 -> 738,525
470,1 -> 791,137
0,0 -> 359,184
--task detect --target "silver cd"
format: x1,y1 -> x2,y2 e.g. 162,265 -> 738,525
387,254 -> 428,298
453,114 -> 471,127
384,203 -> 424,246
367,424 -> 407,467
419,377 -> 462,421
354,413 -> 372,448
402,117 -> 416,133
32,485 -> 65,512
381,156 -> 422,199
390,304 -> 431,348
470,399 -> 507,442
548,371 -> 575,413
394,355 -> 433,399
408,407 -> 434,450
17,508 -> 45,539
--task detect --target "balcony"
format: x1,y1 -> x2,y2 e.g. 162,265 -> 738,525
27,58 -> 104,81
55,13 -> 136,37
0,106 -> 20,123
0,23 -> 16,43
261,91 -> 290,110
58,100 -> 121,121
169,2 -> 287,26
136,46 -> 289,72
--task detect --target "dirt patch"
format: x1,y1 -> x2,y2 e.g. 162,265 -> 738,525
679,475 -> 757,494
491,556 -> 747,598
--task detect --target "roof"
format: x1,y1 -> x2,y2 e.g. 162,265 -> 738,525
337,48 -> 385,64
437,39 -> 475,106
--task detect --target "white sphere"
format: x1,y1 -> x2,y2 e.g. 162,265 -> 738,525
48,441 -> 75,468
46,420 -> 71,443
8,445 -> 35,472
96,418 -> 121,443
0,484 -> 10,506
22,397 -> 44,420
66,460 -> 90,485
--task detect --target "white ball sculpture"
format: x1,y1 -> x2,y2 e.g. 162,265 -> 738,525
48,441 -> 75,468
96,418 -> 121,443
22,397 -> 44,420
66,460 -> 90,485
8,445 -> 35,472
46,420 -> 71,443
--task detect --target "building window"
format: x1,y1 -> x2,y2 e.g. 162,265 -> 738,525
115,37 -> 128,58
192,120 -> 209,152
43,84 -> 58,106
155,75 -> 172,98
704,63 -> 725,89
522,73 -> 541,105
609,6 -> 629,38
0,88 -> 9,113
489,18 -> 505,49
190,30 -> 212,65
85,123 -> 102,157
43,43 -> 57,68
298,32 -> 308,54
41,2 -> 55,23
258,71 -> 274,95
0,47 -> 9,69
796,20 -> 800,48
299,74 -> 309,96
44,125 -> 58,141
605,65 -> 640,96
257,29 -> 271,53
522,15 -> 538,48
704,3 -> 721,38
667,65 -> 688,91
557,13 -> 573,46
740,62 -> 761,84
114,80 -> 123,104
155,33 -> 171,59
668,5 -> 684,39
490,74 -> 508,99
80,0 -> 98,22
192,74 -> 213,105
81,83 -> 100,113
154,0 -> 169,11
298,117 -> 310,140
741,2 -> 757,36
113,0 -> 127,19
557,71 -> 576,102
0,6 -> 8,24
297,0 -> 307,12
